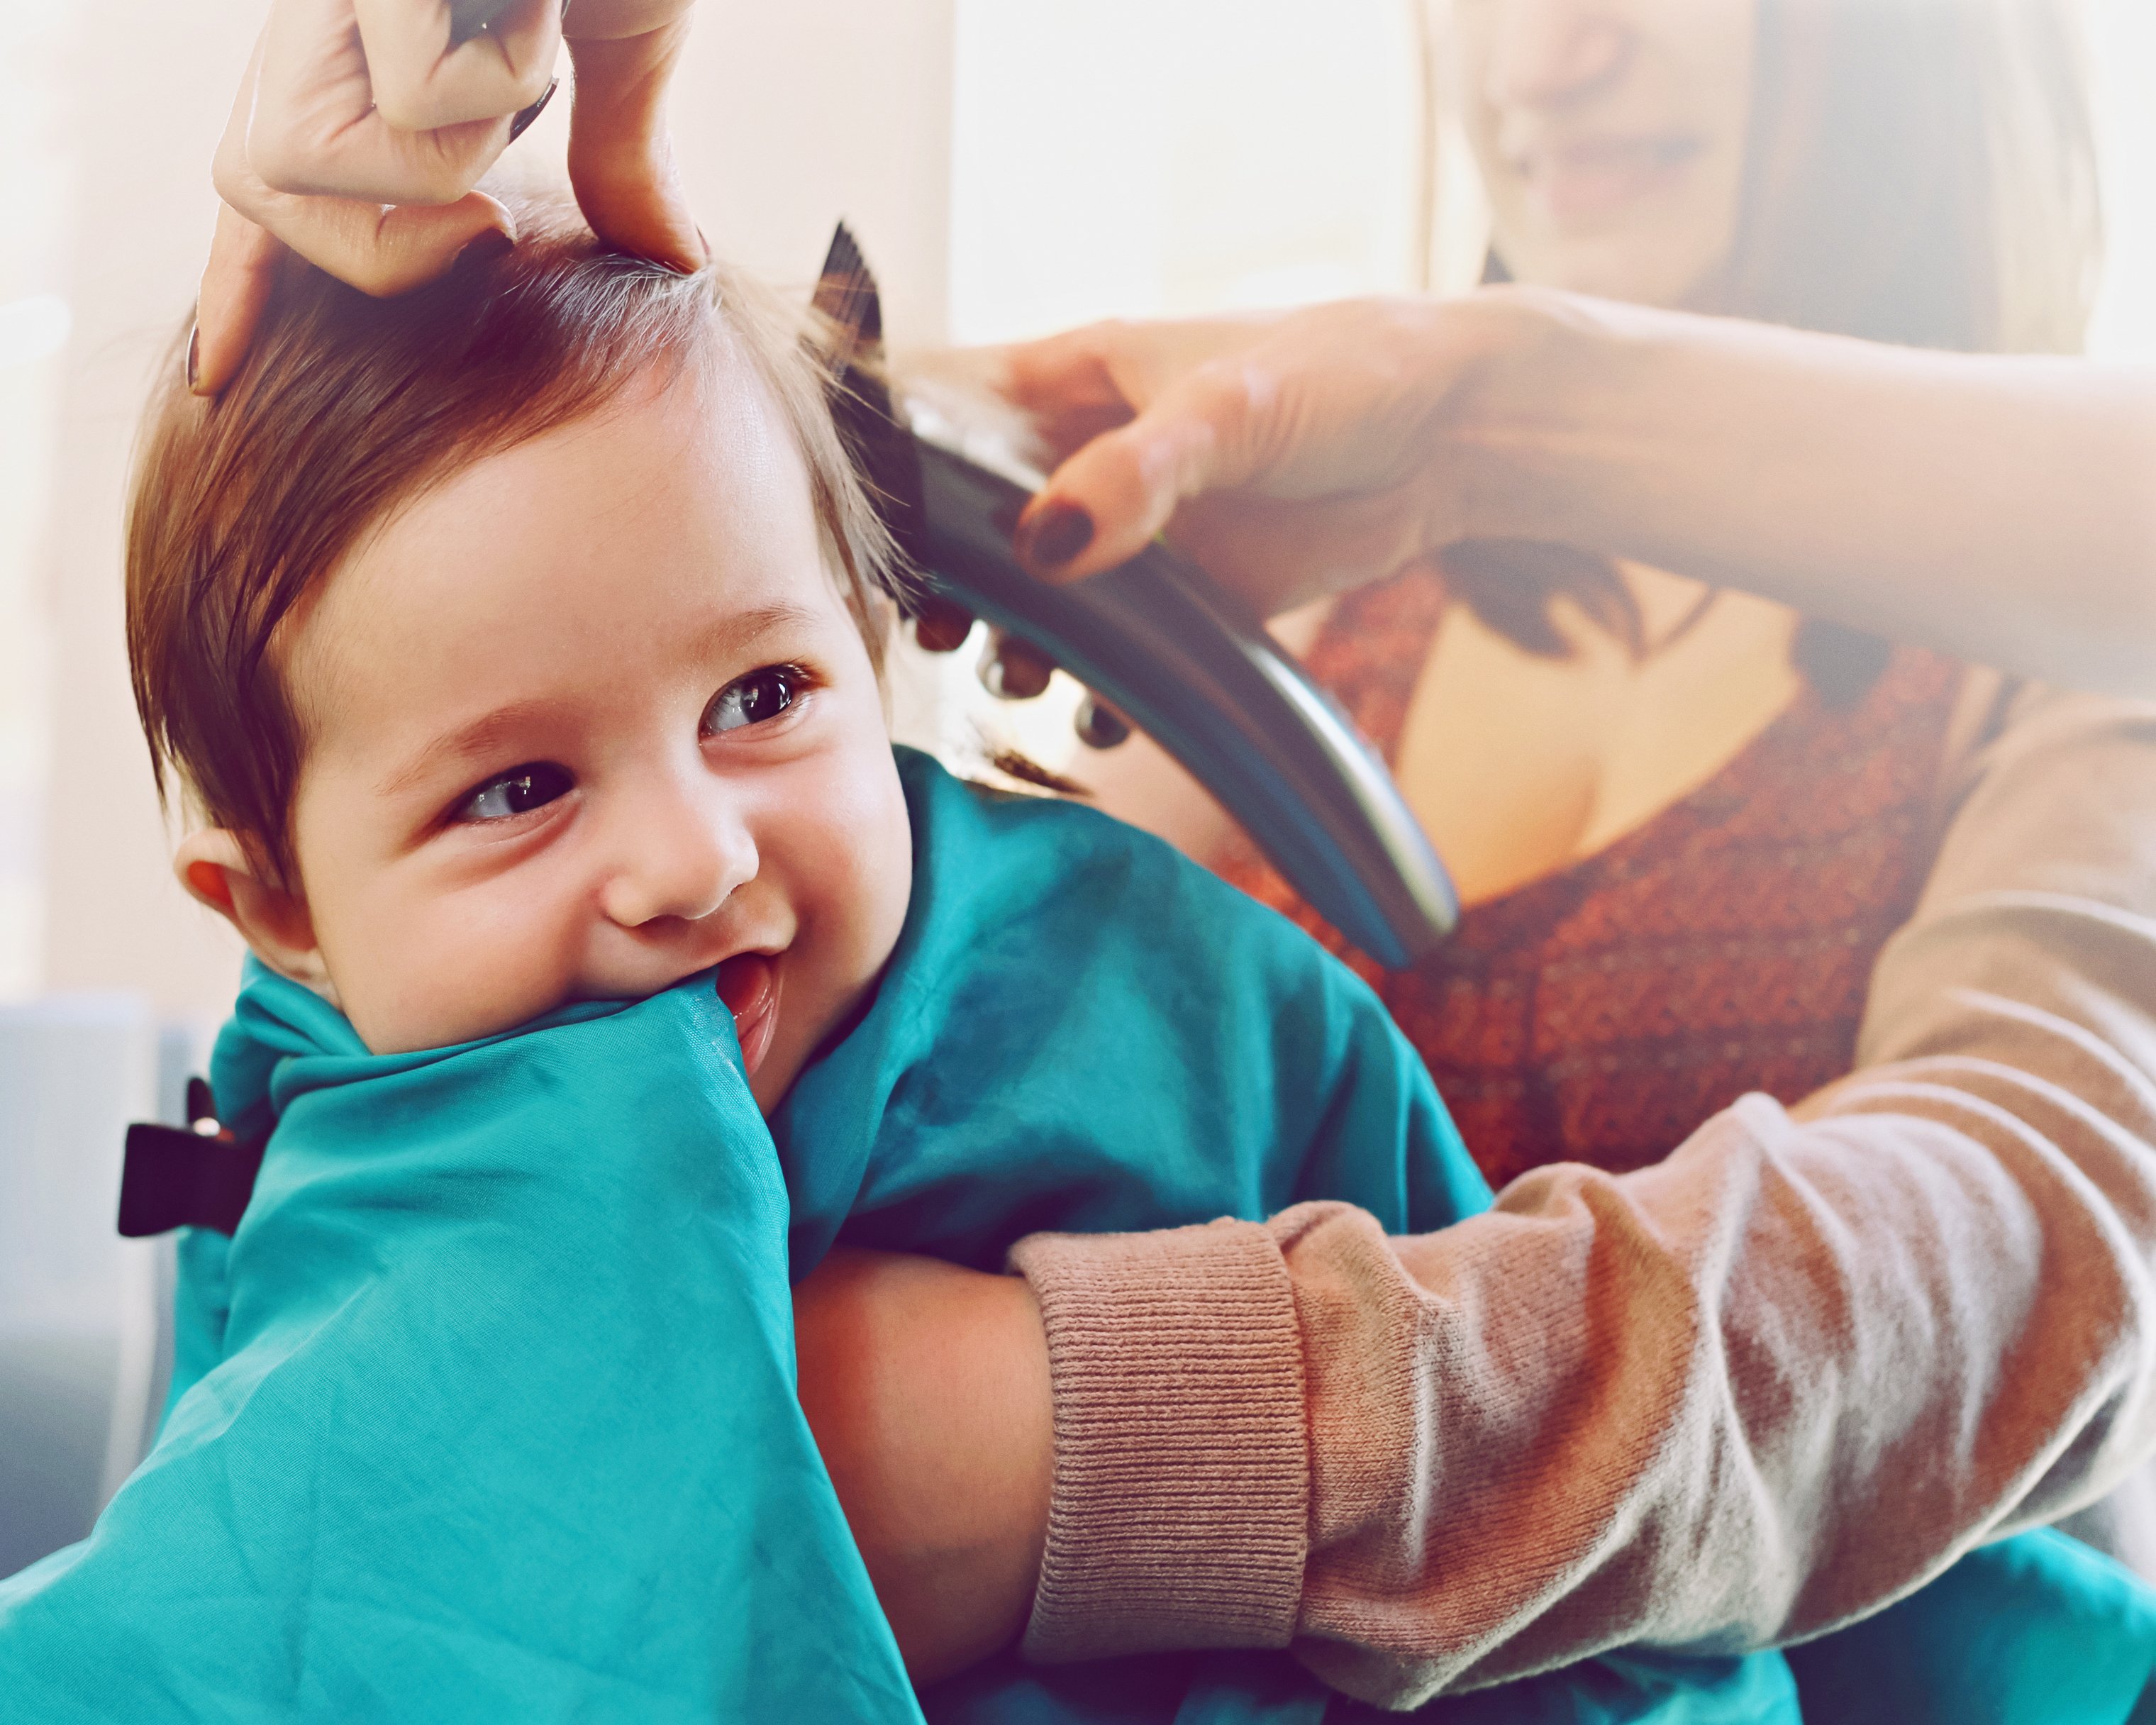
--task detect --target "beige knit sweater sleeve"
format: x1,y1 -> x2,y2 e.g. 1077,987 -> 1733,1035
1008,683 -> 2156,1710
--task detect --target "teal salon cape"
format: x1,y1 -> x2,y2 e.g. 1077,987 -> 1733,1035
2,749 -> 2152,1723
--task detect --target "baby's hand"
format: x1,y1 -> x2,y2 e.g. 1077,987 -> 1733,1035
793,1247 -> 1052,1684
194,0 -> 704,396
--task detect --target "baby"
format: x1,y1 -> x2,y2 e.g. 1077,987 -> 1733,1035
0,219 -> 2136,1725
130,221 -> 909,1099
7,215 -> 1487,1724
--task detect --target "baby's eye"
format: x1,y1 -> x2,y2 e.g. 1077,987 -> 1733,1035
704,664 -> 804,736
455,762 -> 573,823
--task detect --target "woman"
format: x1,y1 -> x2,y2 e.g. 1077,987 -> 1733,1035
196,0 -> 2156,1707
1028,0 -> 2107,1182
805,2 -> 2156,1699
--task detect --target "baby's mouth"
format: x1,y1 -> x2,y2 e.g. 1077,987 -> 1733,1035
715,952 -> 783,1077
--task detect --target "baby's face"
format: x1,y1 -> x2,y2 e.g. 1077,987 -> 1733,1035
277,355 -> 910,1107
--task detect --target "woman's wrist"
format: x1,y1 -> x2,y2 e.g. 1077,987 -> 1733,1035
1008,1220 -> 1308,1663
1444,289 -> 2156,691
1435,284 -> 1677,551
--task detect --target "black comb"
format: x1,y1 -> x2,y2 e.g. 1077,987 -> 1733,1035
813,225 -> 1457,968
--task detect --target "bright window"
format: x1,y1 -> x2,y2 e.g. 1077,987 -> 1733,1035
2089,0 -> 2156,359
948,0 -> 1430,344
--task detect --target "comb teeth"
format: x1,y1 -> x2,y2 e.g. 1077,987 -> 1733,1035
811,223 -> 929,572
820,221 -> 867,293
813,221 -> 883,370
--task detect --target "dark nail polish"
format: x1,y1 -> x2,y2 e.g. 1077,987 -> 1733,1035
1015,500 -> 1094,574
453,228 -> 516,272
979,636 -> 1056,701
1074,694 -> 1132,750
508,77 -> 559,143
184,322 -> 200,392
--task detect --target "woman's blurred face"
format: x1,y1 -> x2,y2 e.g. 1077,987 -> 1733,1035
1455,0 -> 1758,309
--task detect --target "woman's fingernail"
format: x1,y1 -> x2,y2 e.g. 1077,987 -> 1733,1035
1014,500 -> 1094,575
666,224 -> 713,276
1074,694 -> 1131,750
184,322 -> 201,393
508,77 -> 559,143
454,228 -> 516,272
979,636 -> 1056,701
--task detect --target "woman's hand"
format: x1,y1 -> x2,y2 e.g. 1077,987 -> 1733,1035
994,293 -> 1551,616
194,0 -> 703,394
792,1248 -> 1053,1687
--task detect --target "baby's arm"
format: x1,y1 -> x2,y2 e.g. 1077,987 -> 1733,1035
794,1248 -> 1052,1685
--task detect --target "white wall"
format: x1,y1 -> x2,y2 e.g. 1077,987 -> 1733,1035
0,4 -> 79,1005
2089,0 -> 2156,360
30,2 -> 261,1026
671,1 -> 956,350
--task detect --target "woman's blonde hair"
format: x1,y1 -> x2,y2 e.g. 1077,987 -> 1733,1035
1456,0 -> 2104,680
1726,0 -> 2101,354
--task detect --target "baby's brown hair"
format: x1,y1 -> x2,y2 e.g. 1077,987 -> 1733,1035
127,214 -> 899,887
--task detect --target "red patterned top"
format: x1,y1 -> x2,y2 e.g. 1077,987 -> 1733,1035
1218,572 -> 1966,1191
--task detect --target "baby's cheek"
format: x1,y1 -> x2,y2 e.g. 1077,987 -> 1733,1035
821,748 -> 912,967
777,748 -> 911,1009
333,892 -> 589,1055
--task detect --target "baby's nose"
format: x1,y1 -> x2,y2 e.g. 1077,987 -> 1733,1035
599,796 -> 757,931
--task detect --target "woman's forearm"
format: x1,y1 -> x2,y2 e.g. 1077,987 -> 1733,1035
1013,685 -> 2156,1707
1465,291 -> 2156,696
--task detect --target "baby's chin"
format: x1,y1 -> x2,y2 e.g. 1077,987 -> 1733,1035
338,961 -> 710,1058
343,972 -> 822,1121
330,938 -> 887,1110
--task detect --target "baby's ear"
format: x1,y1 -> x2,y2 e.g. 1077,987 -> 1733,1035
174,830 -> 330,988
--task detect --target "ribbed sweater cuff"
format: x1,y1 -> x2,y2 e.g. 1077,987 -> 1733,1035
1007,1219 -> 1308,1662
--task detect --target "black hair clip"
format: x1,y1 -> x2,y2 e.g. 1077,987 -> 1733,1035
117,1077 -> 267,1239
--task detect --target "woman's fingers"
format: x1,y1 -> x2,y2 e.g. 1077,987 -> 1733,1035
246,0 -> 521,205
1015,359 -> 1272,582
999,314 -> 1279,462
192,205 -> 291,396
193,0 -> 703,396
1167,485 -> 1440,616
197,188 -> 513,398
281,193 -> 516,296
195,187 -> 513,399
214,31 -> 516,304
564,21 -> 705,273
996,328 -> 1145,460
993,299 -> 1494,608
351,0 -> 560,131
